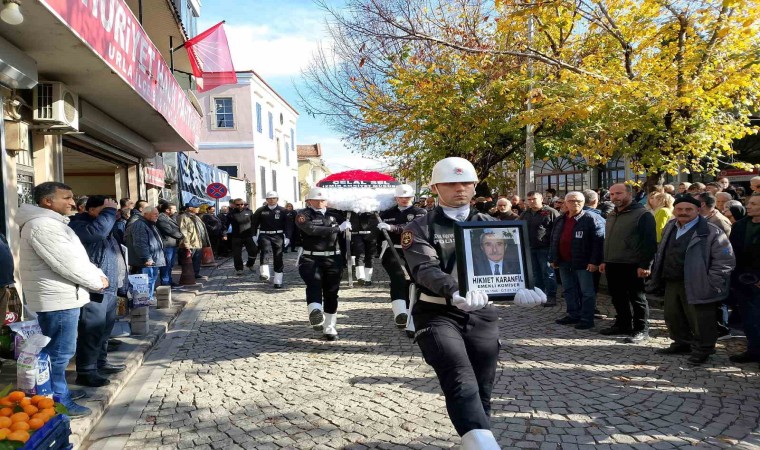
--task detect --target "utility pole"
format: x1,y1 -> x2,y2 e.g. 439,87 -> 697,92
523,14 -> 535,197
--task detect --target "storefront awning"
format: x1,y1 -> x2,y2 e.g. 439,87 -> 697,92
0,0 -> 202,153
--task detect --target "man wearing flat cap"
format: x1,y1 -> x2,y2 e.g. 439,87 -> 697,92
649,196 -> 735,365
178,198 -> 211,279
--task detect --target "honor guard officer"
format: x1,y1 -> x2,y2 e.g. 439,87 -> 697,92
296,187 -> 351,341
403,157 -> 546,450
377,184 -> 427,330
223,198 -> 258,276
350,212 -> 380,286
253,191 -> 294,288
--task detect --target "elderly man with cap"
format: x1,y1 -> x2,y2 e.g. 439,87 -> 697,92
296,187 -> 351,341
178,198 -> 211,279
377,184 -> 427,331
403,157 -> 546,450
649,195 -> 735,364
252,191 -> 293,288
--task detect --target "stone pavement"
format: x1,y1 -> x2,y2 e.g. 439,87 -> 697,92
84,253 -> 760,450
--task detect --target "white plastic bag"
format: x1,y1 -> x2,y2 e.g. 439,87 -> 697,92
128,273 -> 151,308
16,333 -> 52,395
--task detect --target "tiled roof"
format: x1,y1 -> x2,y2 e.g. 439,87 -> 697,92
297,143 -> 322,158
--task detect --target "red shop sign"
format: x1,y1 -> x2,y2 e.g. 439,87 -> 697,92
39,0 -> 201,150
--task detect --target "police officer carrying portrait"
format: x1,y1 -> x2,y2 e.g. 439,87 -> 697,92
296,187 -> 351,341
253,191 -> 293,288
349,212 -> 380,286
377,184 -> 427,331
223,198 -> 258,276
403,157 -> 546,450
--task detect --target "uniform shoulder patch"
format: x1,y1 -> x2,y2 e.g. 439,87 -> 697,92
296,214 -> 307,224
401,230 -> 414,249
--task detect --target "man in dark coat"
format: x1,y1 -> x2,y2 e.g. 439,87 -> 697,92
650,196 -> 735,364
156,203 -> 183,286
69,195 -> 128,387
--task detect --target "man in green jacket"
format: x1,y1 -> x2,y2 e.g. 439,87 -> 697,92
599,183 -> 657,343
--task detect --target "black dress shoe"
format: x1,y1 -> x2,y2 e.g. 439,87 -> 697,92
623,331 -> 650,344
98,363 -> 127,374
273,284 -> 282,289
687,353 -> 710,365
556,316 -> 580,325
542,299 -> 557,307
357,279 -> 366,286
108,338 -> 123,346
599,325 -> 633,336
656,344 -> 691,355
364,281 -> 373,286
574,322 -> 594,330
729,352 -> 760,363
75,372 -> 111,387
405,330 -> 415,339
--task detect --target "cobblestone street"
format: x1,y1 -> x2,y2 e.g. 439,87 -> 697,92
85,253 -> 760,450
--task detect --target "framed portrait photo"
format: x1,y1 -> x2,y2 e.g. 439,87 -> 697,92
454,221 -> 534,299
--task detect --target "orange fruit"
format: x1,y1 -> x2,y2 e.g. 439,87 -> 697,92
30,395 -> 45,406
0,408 -> 12,417
0,428 -> 10,439
7,392 -> 25,403
27,418 -> 43,430
0,417 -> 11,429
22,405 -> 38,416
10,412 -> 29,423
6,430 -> 29,443
18,398 -> 31,407
41,408 -> 55,418
37,398 -> 54,410
0,398 -> 13,407
31,413 -> 50,424
9,422 -> 29,432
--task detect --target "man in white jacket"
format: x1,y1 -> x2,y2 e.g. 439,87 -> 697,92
17,182 -> 108,417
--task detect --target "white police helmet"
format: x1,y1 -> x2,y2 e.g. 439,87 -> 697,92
306,187 -> 328,201
265,191 -> 279,199
430,157 -> 478,185
394,184 -> 415,198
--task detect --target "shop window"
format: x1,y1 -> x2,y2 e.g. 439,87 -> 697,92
213,97 -> 234,129
217,165 -> 239,178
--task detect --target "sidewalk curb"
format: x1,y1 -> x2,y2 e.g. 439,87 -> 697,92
69,267 -> 221,448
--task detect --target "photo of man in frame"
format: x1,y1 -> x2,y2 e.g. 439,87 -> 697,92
472,228 -> 521,276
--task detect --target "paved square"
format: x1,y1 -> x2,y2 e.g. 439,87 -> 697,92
86,255 -> 760,449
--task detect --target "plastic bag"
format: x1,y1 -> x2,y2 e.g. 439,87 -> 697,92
8,320 -> 42,360
17,333 -> 52,395
128,273 -> 151,308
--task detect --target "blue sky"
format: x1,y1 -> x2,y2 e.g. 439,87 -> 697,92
198,0 -> 387,173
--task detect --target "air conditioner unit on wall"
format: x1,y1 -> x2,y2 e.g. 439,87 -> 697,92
32,81 -> 79,131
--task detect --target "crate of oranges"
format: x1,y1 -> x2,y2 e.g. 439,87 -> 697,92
0,389 -> 70,449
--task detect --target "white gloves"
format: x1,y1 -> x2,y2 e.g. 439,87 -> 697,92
284,238 -> 290,247
452,290 -> 489,312
377,222 -> 391,231
514,287 -> 547,306
339,221 -> 352,232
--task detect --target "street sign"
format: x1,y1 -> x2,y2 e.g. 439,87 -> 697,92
206,182 -> 228,199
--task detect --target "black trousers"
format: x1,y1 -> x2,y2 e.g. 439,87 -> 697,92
258,234 -> 284,272
76,291 -> 117,373
413,301 -> 500,436
605,262 -> 649,332
298,255 -> 343,314
664,281 -> 718,356
351,235 -> 376,268
230,236 -> 258,271
382,249 -> 412,305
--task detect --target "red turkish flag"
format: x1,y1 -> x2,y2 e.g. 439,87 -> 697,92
185,21 -> 237,92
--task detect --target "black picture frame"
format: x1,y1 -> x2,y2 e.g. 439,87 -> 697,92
454,221 -> 534,299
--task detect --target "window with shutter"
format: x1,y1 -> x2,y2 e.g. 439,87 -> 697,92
268,112 -> 273,139
256,103 -> 262,133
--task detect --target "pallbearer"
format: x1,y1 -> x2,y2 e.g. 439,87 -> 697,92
377,184 -> 426,331
350,212 -> 379,286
